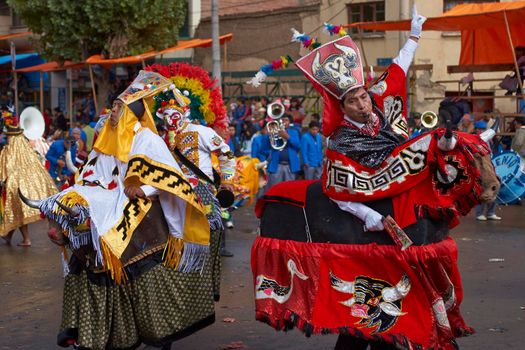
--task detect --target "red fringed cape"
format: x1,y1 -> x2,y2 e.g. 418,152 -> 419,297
322,129 -> 490,229
252,236 -> 474,350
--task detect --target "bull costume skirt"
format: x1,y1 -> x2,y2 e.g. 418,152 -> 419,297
252,236 -> 473,350
58,228 -> 221,350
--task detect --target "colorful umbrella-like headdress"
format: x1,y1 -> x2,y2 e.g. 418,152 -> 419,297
146,63 -> 228,131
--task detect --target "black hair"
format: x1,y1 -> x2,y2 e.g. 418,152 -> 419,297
128,100 -> 145,120
309,121 -> 320,129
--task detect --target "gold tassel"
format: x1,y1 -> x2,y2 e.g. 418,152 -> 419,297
55,191 -> 88,214
100,238 -> 127,284
162,235 -> 184,269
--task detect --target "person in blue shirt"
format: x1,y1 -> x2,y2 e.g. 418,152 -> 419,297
267,114 -> 301,188
46,135 -> 77,186
301,121 -> 323,180
227,125 -> 242,157
251,122 -> 271,161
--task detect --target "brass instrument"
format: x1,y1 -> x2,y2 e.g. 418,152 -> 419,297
421,111 -> 438,129
19,106 -> 45,140
266,101 -> 287,151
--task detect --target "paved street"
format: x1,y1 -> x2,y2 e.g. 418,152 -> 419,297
1,204 -> 524,350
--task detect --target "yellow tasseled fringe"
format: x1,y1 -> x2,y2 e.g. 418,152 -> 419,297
100,238 -> 127,284
162,235 -> 184,269
56,191 -> 88,213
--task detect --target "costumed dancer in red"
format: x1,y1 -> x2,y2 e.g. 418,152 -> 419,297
250,5 -> 501,350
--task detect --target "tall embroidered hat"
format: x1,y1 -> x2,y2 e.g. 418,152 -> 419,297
117,70 -> 173,105
295,36 -> 364,99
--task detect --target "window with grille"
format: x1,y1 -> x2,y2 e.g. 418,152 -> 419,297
347,1 -> 385,35
0,0 -> 10,16
443,0 -> 499,12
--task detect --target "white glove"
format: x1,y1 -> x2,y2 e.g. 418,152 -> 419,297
410,5 -> 426,39
364,210 -> 384,232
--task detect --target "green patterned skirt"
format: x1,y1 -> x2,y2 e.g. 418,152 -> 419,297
58,229 -> 222,350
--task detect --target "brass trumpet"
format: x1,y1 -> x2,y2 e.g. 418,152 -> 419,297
266,101 -> 287,151
421,111 -> 438,129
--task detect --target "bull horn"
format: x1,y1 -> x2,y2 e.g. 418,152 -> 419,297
379,302 -> 406,317
340,297 -> 356,307
18,189 -> 43,209
382,274 -> 411,302
330,271 -> 355,294
54,200 -> 80,217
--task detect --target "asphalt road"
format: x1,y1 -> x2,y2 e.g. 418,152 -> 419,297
0,204 -> 523,350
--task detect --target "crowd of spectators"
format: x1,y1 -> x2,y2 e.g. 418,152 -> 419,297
226,96 -> 324,190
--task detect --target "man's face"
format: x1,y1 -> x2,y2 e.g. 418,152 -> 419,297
309,126 -> 319,136
281,117 -> 291,129
110,101 -> 124,127
228,126 -> 236,136
340,87 -> 373,124
73,130 -> 81,141
414,118 -> 421,127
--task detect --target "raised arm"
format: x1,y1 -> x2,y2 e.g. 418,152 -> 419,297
392,5 -> 426,75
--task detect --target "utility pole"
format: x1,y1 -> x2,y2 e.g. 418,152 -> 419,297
211,0 -> 222,90
10,41 -> 18,114
399,0 -> 410,49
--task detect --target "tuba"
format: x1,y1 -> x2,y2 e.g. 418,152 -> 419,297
421,111 -> 438,129
19,106 -> 46,140
266,101 -> 287,151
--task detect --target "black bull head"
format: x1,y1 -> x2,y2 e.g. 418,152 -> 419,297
259,181 -> 449,245
330,272 -> 411,334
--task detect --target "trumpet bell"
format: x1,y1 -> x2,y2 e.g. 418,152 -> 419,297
19,107 -> 45,140
267,101 -> 285,120
421,111 -> 438,129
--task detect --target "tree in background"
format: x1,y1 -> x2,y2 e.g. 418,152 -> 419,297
8,0 -> 187,111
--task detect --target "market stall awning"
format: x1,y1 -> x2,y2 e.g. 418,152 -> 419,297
346,2 -> 525,65
15,61 -> 84,73
0,52 -> 39,65
86,33 -> 234,65
0,31 -> 32,41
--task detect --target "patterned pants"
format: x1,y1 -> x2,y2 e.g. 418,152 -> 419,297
58,229 -> 222,350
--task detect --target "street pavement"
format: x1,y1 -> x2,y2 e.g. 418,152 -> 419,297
0,204 -> 523,350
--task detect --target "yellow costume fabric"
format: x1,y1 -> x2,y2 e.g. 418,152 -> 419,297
234,156 -> 261,206
93,102 -> 157,163
0,133 -> 57,235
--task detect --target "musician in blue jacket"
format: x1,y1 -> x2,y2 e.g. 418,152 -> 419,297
301,121 -> 323,180
267,115 -> 301,187
251,123 -> 271,162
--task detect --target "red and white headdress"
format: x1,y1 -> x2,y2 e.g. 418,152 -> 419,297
296,36 -> 364,99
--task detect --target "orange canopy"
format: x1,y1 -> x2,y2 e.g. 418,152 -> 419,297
15,60 -> 84,73
346,2 -> 525,65
87,33 -> 233,65
0,31 -> 32,41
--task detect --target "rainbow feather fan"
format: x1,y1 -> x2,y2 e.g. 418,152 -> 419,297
246,55 -> 293,88
146,63 -> 228,130
322,23 -> 347,37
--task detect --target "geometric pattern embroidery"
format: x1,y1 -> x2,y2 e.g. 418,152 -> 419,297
176,130 -> 200,175
126,155 -> 200,208
326,134 -> 431,195
384,95 -> 408,139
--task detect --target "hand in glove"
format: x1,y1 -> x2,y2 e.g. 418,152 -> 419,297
410,5 -> 427,39
364,210 -> 384,232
